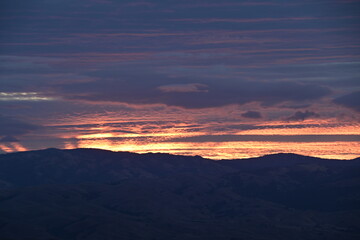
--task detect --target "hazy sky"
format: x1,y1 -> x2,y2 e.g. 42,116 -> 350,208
1,0 -> 359,159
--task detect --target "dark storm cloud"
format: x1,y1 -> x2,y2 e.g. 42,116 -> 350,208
286,110 -> 319,121
333,91 -> 360,112
0,115 -> 40,137
241,111 -> 262,119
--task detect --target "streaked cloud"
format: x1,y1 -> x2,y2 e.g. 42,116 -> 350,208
286,110 -> 319,121
0,0 -> 359,159
0,92 -> 55,101
333,91 -> 360,112
0,135 -> 19,142
164,134 -> 360,143
157,83 -> 208,93
241,111 -> 262,119
58,77 -> 331,108
0,115 -> 41,139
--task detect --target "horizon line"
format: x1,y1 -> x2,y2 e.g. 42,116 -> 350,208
1,147 -> 359,161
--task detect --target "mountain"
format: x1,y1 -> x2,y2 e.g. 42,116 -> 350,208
0,149 -> 359,240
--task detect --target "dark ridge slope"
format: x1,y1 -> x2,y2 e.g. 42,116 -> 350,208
0,148 -> 359,240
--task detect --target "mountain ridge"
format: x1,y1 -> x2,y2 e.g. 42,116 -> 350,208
1,147 -> 358,161
0,148 -> 359,240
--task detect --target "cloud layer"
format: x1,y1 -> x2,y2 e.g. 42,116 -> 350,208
0,0 -> 359,158
0,115 -> 40,139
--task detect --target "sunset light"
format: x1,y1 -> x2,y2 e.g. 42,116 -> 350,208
1,1 -> 360,239
0,0 -> 359,160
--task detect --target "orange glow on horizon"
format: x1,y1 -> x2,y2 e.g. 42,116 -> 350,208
0,144 -> 12,153
11,143 -> 28,152
70,138 -> 360,160
0,143 -> 28,152
36,109 -> 360,160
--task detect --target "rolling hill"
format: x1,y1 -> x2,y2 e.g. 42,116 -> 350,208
0,149 -> 359,240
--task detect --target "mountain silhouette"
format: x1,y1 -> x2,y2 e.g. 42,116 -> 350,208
0,148 -> 359,240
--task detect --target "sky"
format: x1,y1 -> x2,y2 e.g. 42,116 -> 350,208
0,0 -> 359,159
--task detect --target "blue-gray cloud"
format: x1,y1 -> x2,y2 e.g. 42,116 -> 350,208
164,134 -> 360,143
0,0 -> 359,156
333,91 -> 360,112
241,111 -> 262,119
57,69 -> 331,108
0,135 -> 19,142
0,115 -> 40,137
286,110 -> 319,121
0,0 -> 357,111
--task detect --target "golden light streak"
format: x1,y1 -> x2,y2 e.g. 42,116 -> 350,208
64,141 -> 78,149
77,133 -> 115,139
11,142 -> 28,152
239,120 -> 360,135
42,108 -> 360,160
0,144 -> 12,152
74,138 -> 360,160
0,143 -> 27,152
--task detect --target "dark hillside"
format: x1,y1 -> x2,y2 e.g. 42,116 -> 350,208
0,149 -> 359,240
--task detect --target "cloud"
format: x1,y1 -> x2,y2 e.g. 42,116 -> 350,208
0,135 -> 19,142
241,111 -> 262,119
286,110 -> 319,121
172,17 -> 320,24
333,91 -> 360,112
0,55 -> 59,75
157,83 -> 208,93
164,134 -> 360,143
59,70 -> 331,108
202,122 -> 343,133
0,92 -> 55,101
0,115 -> 40,137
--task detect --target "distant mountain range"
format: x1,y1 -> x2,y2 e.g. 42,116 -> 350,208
0,149 -> 359,240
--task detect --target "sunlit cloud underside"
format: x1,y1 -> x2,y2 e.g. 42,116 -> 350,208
71,139 -> 360,160
50,119 -> 359,160
1,1 -> 359,160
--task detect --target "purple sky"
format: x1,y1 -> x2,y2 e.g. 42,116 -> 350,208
0,0 -> 359,159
